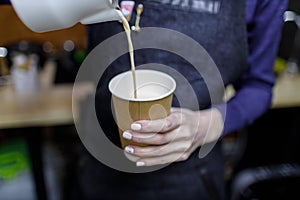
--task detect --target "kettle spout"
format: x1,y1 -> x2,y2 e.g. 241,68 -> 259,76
80,9 -> 121,25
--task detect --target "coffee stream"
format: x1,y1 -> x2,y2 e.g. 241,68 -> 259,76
117,10 -> 138,99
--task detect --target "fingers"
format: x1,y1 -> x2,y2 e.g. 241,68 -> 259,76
130,111 -> 182,133
125,145 -> 191,167
125,141 -> 190,158
123,126 -> 191,145
123,130 -> 185,145
123,131 -> 172,145
121,107 -> 200,167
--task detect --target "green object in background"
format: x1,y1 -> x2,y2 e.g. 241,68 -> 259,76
0,140 -> 31,181
73,49 -> 86,64
274,57 -> 288,75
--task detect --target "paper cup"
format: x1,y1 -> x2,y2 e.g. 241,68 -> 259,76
109,69 -> 176,149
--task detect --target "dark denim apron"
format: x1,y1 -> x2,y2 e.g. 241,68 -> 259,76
79,0 -> 248,199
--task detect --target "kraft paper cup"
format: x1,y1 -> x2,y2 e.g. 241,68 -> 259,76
109,69 -> 176,150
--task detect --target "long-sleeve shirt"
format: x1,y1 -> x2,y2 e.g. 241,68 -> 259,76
223,0 -> 288,135
0,0 -> 288,135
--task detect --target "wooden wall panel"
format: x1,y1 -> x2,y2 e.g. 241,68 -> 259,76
0,5 -> 87,50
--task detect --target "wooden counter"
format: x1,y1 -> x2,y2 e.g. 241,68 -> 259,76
0,84 -> 74,129
272,74 -> 300,109
225,74 -> 300,109
0,73 -> 299,130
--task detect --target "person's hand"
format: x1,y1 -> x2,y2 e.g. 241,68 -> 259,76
122,107 -> 224,167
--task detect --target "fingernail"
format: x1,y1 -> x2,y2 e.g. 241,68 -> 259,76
122,131 -> 132,140
125,146 -> 134,154
136,161 -> 145,167
131,123 -> 141,131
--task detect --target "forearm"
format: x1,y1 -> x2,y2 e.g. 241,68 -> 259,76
223,85 -> 272,134
222,0 -> 288,135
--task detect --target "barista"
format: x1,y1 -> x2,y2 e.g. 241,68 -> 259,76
79,0 -> 288,199
1,0 -> 288,199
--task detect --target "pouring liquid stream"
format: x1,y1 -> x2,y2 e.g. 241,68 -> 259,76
117,10 -> 138,99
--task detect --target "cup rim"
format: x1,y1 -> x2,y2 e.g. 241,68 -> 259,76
108,69 -> 176,102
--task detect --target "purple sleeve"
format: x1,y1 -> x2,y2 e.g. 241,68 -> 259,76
222,0 -> 288,135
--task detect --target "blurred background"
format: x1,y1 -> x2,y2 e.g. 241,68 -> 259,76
0,1 -> 300,200
0,4 -> 87,200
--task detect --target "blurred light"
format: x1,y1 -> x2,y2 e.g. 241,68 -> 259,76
63,40 -> 75,52
43,42 -> 54,53
0,47 -> 8,58
18,40 -> 29,51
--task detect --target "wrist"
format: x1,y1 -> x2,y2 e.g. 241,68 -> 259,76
196,108 -> 224,145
